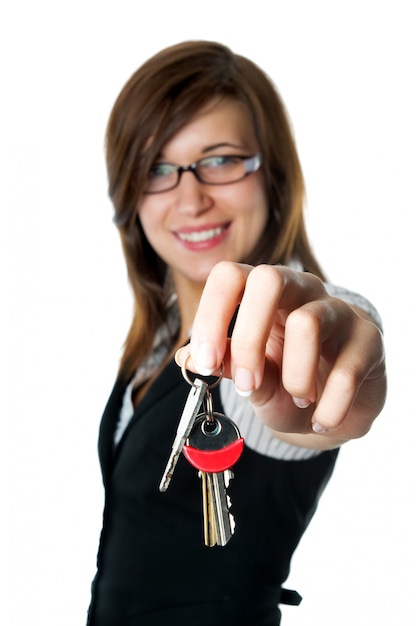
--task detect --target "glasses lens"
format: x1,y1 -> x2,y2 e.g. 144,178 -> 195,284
144,154 -> 261,193
145,163 -> 178,192
197,156 -> 247,184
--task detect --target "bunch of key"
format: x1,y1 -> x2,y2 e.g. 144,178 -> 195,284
159,367 -> 244,547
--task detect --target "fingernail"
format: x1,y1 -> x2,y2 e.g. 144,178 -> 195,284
194,342 -> 217,376
235,368 -> 255,397
312,421 -> 329,434
292,397 -> 312,409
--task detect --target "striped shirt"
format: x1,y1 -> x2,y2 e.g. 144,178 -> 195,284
115,278 -> 382,457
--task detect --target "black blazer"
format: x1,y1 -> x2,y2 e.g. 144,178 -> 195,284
87,358 -> 338,626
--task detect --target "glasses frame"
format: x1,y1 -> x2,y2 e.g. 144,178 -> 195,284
143,153 -> 263,194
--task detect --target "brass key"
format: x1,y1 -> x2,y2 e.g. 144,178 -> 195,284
199,470 -> 217,547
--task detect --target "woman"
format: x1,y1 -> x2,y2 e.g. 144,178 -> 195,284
87,41 -> 386,625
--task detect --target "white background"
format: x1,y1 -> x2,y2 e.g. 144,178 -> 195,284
2,1 -> 415,624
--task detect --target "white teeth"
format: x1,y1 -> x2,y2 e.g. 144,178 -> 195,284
178,226 -> 224,243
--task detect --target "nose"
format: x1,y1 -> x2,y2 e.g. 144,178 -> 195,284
174,170 -> 213,216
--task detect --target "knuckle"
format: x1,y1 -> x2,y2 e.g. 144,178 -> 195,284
351,312 -> 385,362
210,260 -> 243,281
230,327 -> 266,369
208,261 -> 247,293
286,307 -> 321,340
366,319 -> 384,349
330,365 -> 362,396
233,331 -> 260,354
247,264 -> 286,294
305,271 -> 325,293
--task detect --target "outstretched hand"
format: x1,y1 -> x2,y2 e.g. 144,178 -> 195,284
175,262 -> 387,449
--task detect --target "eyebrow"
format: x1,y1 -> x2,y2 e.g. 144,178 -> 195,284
201,142 -> 246,153
157,142 -> 247,161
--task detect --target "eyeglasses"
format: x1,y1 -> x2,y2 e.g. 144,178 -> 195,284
143,153 -> 262,194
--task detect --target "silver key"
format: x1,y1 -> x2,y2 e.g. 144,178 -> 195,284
199,470 -> 217,547
206,469 -> 235,546
159,378 -> 207,492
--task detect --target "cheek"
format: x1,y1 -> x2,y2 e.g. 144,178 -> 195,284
222,175 -> 268,219
137,200 -> 161,241
244,183 -> 269,232
256,193 -> 269,226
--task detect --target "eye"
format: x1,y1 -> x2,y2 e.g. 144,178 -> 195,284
201,155 -> 240,169
148,163 -> 177,178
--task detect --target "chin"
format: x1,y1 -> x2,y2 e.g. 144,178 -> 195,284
178,262 -> 218,286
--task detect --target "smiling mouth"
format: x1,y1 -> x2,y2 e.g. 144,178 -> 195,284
176,224 -> 229,243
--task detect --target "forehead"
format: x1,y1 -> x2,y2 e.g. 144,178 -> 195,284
159,97 -> 258,159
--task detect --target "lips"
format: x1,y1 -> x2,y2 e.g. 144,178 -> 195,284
174,223 -> 230,249
176,225 -> 227,243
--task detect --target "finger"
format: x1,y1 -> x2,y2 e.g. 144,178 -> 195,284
189,262 -> 252,376
228,265 -> 328,396
229,264 -> 286,395
312,318 -> 383,432
282,297 -> 349,407
175,340 -> 234,381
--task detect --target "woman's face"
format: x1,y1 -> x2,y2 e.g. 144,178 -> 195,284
137,98 -> 269,293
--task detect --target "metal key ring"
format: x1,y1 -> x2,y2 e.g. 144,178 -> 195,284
181,351 -> 224,390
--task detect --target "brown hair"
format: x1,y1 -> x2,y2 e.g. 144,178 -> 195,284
105,40 -> 326,379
